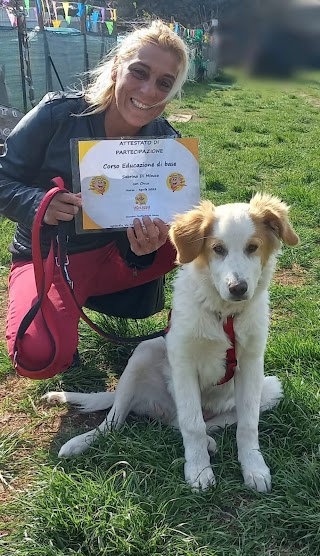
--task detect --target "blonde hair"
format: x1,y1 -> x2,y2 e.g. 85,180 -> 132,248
84,20 -> 189,114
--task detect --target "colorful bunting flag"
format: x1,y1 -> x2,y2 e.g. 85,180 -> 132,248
45,0 -> 51,23
76,3 -> 84,16
106,21 -> 113,34
62,2 -> 69,20
6,8 -> 17,26
40,0 -> 46,18
52,0 -> 58,19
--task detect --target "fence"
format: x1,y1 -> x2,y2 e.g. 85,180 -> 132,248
0,25 -> 116,112
0,19 -> 217,114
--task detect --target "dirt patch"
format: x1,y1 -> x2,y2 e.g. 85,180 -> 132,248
0,374 -> 107,503
167,114 -> 193,123
298,93 -> 320,108
167,108 -> 208,123
274,264 -> 307,286
271,308 -> 295,321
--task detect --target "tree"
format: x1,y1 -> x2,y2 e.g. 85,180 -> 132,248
117,0 -> 217,27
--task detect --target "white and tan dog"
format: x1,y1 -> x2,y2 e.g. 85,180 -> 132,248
44,193 -> 299,491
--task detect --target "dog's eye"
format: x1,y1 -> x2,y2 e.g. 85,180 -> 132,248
213,244 -> 226,256
246,244 -> 258,254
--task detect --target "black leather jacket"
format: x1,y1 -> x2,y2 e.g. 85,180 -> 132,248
0,91 -> 180,265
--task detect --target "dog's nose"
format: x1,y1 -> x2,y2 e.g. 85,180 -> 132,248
229,280 -> 248,297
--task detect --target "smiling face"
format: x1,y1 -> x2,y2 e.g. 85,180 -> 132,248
94,178 -> 106,192
106,43 -> 179,136
170,175 -> 181,189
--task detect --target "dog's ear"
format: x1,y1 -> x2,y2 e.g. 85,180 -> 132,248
169,200 -> 215,263
249,193 -> 299,246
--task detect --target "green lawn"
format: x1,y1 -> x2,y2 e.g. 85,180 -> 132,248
0,72 -> 319,555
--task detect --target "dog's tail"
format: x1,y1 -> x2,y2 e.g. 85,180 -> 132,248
260,376 -> 283,411
206,376 -> 283,430
42,391 -> 115,413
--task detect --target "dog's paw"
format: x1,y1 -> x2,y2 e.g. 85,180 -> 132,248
184,461 -> 216,490
58,432 -> 93,458
206,435 -> 217,454
42,392 -> 66,405
242,464 -> 271,492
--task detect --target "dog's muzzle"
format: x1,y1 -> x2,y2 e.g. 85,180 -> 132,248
228,280 -> 248,300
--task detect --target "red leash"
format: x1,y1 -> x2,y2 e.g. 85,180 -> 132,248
14,178 -> 69,379
14,177 -> 169,379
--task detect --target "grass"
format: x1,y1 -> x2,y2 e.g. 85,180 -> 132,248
0,71 -> 320,555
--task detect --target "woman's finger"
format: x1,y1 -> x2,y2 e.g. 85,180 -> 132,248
127,217 -> 169,255
132,218 -> 147,243
141,216 -> 160,244
44,193 -> 81,225
153,218 -> 169,244
57,192 -> 82,207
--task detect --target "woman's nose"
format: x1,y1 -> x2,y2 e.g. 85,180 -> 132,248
139,79 -> 160,102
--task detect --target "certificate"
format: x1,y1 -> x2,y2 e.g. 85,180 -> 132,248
72,137 -> 200,232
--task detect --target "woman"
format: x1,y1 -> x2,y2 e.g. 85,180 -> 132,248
0,20 -> 189,378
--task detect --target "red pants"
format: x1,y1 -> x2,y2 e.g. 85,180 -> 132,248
6,240 -> 176,377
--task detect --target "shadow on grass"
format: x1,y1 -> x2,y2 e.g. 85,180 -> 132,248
36,309 -> 173,460
205,178 -> 227,192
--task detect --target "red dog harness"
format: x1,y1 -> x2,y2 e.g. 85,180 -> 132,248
218,315 -> 237,385
165,312 -> 237,386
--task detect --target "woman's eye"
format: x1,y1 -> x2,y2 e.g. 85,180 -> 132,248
159,80 -> 173,91
131,68 -> 146,79
247,244 -> 258,254
213,245 -> 226,256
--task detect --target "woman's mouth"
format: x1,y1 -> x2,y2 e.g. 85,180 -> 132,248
131,98 -> 153,110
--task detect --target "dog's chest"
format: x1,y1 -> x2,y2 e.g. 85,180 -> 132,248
194,338 -> 231,390
191,311 -> 233,387
169,306 -> 234,388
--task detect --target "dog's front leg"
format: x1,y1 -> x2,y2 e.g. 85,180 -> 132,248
171,365 -> 216,490
235,353 -> 271,492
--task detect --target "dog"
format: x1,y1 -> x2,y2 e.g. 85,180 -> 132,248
44,193 -> 299,491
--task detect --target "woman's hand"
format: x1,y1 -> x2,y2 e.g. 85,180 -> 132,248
44,192 -> 82,225
127,216 -> 169,256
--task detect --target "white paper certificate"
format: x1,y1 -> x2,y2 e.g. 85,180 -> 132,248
74,137 -> 200,231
